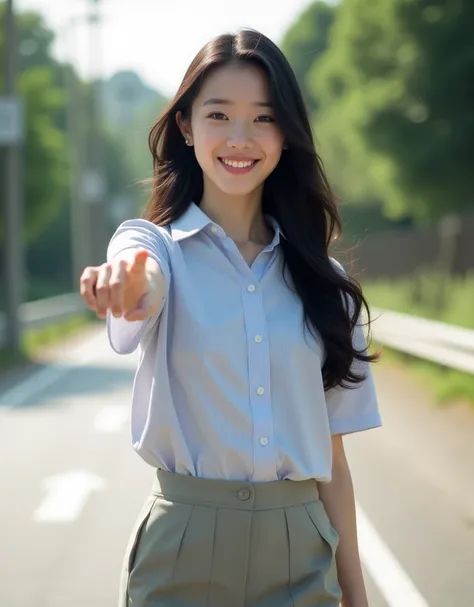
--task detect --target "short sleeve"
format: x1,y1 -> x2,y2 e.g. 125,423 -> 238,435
325,257 -> 381,435
106,219 -> 171,355
325,319 -> 381,435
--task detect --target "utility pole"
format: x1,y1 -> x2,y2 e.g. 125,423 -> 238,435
64,17 -> 87,287
84,0 -> 108,266
2,0 -> 24,354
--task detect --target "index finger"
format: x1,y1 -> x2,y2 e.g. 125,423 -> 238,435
128,249 -> 149,273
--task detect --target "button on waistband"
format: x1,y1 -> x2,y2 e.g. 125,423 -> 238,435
237,488 -> 251,501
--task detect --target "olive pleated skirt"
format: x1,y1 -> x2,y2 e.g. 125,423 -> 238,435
119,469 -> 342,607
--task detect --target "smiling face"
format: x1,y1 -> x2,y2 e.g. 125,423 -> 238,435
177,62 -> 285,200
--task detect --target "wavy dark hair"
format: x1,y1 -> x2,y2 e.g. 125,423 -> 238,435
143,29 -> 378,390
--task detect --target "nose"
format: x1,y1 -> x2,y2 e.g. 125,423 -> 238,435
226,121 -> 253,150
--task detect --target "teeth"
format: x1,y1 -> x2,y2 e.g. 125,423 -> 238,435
222,159 -> 255,168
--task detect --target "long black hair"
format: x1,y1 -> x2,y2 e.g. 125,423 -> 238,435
144,29 -> 378,390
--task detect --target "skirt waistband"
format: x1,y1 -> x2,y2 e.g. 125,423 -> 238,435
152,469 -> 320,511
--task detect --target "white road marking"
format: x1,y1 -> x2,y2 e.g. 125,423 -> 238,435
0,332 -> 105,409
93,404 -> 129,434
34,469 -> 105,524
356,501 -> 430,607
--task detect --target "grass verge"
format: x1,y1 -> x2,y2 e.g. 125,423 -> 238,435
363,271 -> 474,329
372,343 -> 474,408
0,312 -> 94,373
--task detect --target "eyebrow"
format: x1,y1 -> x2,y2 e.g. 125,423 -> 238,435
202,98 -> 273,108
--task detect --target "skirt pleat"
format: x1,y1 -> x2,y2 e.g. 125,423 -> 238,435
245,508 -> 292,607
208,508 -> 252,606
172,505 -> 217,606
127,499 -> 194,605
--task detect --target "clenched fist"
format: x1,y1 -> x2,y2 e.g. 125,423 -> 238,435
79,249 -> 164,321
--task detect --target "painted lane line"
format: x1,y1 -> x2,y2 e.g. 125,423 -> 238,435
94,404 -> 129,434
34,469 -> 105,524
356,502 -> 430,607
0,332 -> 105,409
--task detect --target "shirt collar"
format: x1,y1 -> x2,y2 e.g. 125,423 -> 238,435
170,202 -> 286,247
170,203 -> 213,241
264,215 -> 285,251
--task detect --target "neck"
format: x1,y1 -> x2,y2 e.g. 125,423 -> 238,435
199,181 -> 271,245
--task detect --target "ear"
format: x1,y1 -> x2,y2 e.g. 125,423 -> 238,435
176,110 -> 193,146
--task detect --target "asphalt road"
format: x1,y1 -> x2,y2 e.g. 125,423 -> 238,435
0,326 -> 473,607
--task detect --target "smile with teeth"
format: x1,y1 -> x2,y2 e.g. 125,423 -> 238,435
219,158 -> 258,169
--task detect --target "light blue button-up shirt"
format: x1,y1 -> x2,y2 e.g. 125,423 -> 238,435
107,203 -> 381,482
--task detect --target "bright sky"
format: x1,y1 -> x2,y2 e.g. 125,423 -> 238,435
17,0 -> 318,96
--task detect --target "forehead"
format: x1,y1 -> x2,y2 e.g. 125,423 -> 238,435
195,62 -> 271,104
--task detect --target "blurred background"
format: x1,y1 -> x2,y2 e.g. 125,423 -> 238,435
0,1 -> 473,606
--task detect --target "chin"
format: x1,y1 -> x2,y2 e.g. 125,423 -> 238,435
219,184 -> 258,197
209,175 -> 254,195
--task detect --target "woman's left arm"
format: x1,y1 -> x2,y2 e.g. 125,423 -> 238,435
318,434 -> 369,607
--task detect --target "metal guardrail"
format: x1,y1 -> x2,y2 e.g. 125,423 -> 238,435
0,292 -> 85,347
371,307 -> 474,375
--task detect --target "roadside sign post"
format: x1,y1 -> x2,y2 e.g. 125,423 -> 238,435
2,0 -> 24,356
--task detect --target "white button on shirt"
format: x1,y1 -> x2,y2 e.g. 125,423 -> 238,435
107,202 -> 381,483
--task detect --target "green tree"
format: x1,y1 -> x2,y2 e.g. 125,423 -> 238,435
20,65 -> 69,239
313,0 -> 474,220
0,7 -> 68,242
281,1 -> 337,113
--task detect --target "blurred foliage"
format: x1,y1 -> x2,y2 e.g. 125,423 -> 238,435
26,201 -> 72,299
103,95 -> 168,220
283,0 -> 474,223
126,98 -> 167,203
363,271 -> 474,329
337,202 -> 413,244
102,125 -> 138,204
281,1 -> 337,113
0,7 -> 68,242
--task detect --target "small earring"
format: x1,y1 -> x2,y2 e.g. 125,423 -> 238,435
185,138 -> 191,145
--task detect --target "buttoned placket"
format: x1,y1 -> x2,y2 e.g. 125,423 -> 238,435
211,225 -> 278,480
242,276 -> 276,479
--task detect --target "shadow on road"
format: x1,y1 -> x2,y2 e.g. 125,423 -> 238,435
0,363 -> 135,409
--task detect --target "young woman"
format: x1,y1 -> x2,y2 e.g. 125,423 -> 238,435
80,29 -> 381,607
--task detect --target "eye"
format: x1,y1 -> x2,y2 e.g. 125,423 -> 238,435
255,115 -> 275,123
207,112 -> 228,121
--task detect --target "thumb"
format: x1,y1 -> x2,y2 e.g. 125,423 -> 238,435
124,292 -> 158,322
